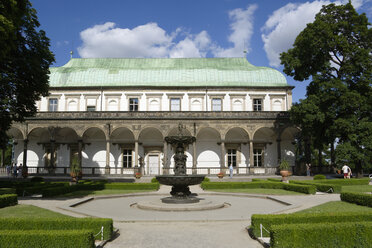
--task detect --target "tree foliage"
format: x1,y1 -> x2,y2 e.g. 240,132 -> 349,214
281,3 -> 372,175
0,0 -> 54,147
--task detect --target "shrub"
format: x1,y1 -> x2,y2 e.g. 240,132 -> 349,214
203,177 -> 210,182
103,183 -> 159,190
0,188 -> 16,195
0,217 -> 113,240
30,176 -> 44,182
41,183 -> 104,197
313,174 -> 326,180
251,178 -> 264,182
0,229 -> 95,248
270,222 -> 372,248
200,182 -> 315,194
267,178 -> 281,182
0,194 -> 18,208
251,212 -> 372,238
341,192 -> 372,207
151,177 -> 159,183
290,180 -> 342,193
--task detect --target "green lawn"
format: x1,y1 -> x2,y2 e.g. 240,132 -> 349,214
0,204 -> 71,218
341,185 -> 372,193
296,201 -> 372,214
60,188 -> 157,197
205,188 -> 305,195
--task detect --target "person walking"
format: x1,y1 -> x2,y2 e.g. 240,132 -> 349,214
306,163 -> 311,176
13,164 -> 18,178
229,164 -> 233,178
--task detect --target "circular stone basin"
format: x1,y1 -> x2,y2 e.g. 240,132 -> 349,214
156,175 -> 205,186
133,198 -> 228,211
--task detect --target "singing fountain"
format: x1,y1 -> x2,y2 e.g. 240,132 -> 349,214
156,124 -> 205,203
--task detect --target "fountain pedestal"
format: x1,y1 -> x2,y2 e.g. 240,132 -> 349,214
156,124 -> 205,204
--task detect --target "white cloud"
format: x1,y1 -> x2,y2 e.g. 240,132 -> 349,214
261,0 -> 368,67
78,5 -> 257,59
213,4 -> 258,57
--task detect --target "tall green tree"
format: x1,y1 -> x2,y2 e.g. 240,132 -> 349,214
281,3 -> 372,176
0,0 -> 54,147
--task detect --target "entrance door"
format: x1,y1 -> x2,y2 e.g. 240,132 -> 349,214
148,155 -> 159,175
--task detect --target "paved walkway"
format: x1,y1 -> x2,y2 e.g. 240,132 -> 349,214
18,185 -> 341,248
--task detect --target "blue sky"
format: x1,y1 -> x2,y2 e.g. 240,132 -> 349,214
31,0 -> 371,103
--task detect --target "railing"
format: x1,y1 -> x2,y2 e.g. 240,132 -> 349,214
28,111 -> 290,121
0,166 -> 278,176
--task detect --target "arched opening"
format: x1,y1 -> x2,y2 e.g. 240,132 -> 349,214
225,127 -> 250,170
139,127 -> 163,175
110,127 -> 135,174
253,127 -> 276,169
196,127 -> 221,172
82,127 -> 106,170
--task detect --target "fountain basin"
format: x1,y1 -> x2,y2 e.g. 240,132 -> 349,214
156,175 -> 205,186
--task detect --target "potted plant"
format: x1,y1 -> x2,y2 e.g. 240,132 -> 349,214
135,172 -> 142,179
279,159 -> 291,182
70,156 -> 82,183
217,172 -> 225,178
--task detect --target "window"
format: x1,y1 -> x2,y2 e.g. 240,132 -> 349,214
86,106 -> 96,111
67,100 -> 78,111
272,100 -> 282,111
48,98 -> 58,112
212,98 -> 222,111
253,99 -> 262,111
232,99 -> 243,111
129,98 -> 139,111
149,99 -> 160,111
253,148 -> 263,167
170,98 -> 181,111
108,100 -> 118,111
191,99 -> 202,111
227,149 -> 237,167
123,149 -> 132,168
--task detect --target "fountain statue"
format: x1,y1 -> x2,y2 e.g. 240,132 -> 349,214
156,124 -> 205,203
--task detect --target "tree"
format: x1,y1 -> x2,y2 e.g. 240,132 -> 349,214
0,0 -> 54,147
281,3 -> 372,176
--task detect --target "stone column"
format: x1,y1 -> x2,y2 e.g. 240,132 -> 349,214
134,140 -> 139,167
50,139 -> 55,168
277,138 -> 281,164
249,141 -> 254,167
105,139 -> 110,174
220,141 -> 226,169
78,139 -> 83,167
192,141 -> 197,174
22,139 -> 28,167
163,141 -> 168,174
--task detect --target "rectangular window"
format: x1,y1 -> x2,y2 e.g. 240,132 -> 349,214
170,98 -> 181,111
227,149 -> 237,167
48,98 -> 58,112
253,148 -> 263,167
129,98 -> 139,112
212,98 -> 222,111
123,149 -> 133,168
253,99 -> 262,111
87,106 -> 96,111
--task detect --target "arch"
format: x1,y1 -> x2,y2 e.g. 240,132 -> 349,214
273,100 -> 282,111
225,127 -> 249,142
138,127 -> 163,145
280,127 -> 300,166
148,99 -> 160,111
7,127 -> 25,140
196,127 -> 221,140
191,99 -> 202,111
111,127 -> 135,143
196,127 -> 221,167
82,127 -> 107,168
252,127 -> 277,167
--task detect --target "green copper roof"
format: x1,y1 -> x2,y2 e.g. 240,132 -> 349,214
49,58 -> 288,88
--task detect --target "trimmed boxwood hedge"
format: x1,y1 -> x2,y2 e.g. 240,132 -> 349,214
0,188 -> 16,195
103,182 -> 160,190
41,183 -> 105,197
0,194 -> 18,208
267,178 -> 282,182
0,217 -> 113,240
251,212 -> 372,238
0,229 -> 95,248
270,222 -> 372,248
290,180 -> 342,193
313,174 -> 326,180
341,192 -> 372,207
201,182 -> 316,194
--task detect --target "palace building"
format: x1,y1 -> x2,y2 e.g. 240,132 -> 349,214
8,57 -> 299,176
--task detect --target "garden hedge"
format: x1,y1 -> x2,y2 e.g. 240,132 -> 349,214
341,192 -> 372,207
103,182 -> 160,190
290,180 -> 342,193
0,188 -> 16,195
0,217 -> 113,240
313,174 -> 326,180
0,229 -> 95,248
270,222 -> 372,248
41,183 -> 104,197
314,178 -> 369,185
251,212 -> 372,238
266,178 -> 281,182
0,194 -> 18,208
201,182 -> 316,194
